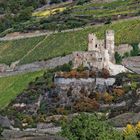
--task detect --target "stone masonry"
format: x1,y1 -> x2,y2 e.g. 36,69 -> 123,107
73,30 -> 127,75
73,30 -> 115,69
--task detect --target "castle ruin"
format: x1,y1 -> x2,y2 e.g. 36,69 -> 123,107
73,30 -> 127,75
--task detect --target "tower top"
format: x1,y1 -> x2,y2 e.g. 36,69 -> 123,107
106,30 -> 114,35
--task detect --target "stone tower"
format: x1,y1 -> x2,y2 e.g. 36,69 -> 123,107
105,30 -> 115,62
88,34 -> 99,51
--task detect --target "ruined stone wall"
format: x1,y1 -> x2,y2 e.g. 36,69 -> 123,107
115,44 -> 132,56
88,34 -> 104,52
0,54 -> 73,77
73,51 -> 104,69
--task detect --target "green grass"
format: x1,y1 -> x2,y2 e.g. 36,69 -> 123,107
0,18 -> 140,65
0,71 -> 43,109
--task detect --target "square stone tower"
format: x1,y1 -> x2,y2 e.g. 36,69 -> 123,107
105,30 -> 115,62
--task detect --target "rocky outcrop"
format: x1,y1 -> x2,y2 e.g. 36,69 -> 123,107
2,129 -> 65,140
122,56 -> 140,74
0,115 -> 12,129
108,112 -> 140,127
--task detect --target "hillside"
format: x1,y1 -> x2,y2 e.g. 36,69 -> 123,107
0,71 -> 43,109
35,0 -> 140,31
0,64 -> 140,139
0,0 -> 140,35
0,18 -> 140,65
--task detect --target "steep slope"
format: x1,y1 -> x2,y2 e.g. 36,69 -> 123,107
0,18 -> 140,65
0,71 -> 43,109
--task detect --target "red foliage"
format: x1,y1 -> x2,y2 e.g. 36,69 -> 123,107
74,97 -> 100,112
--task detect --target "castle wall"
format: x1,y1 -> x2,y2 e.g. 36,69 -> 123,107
115,44 -> 132,56
73,51 -> 104,69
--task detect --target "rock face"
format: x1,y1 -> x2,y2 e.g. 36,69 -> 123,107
0,115 -> 12,129
2,129 -> 66,140
122,56 -> 140,74
108,112 -> 140,127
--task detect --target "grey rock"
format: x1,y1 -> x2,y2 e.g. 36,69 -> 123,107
2,128 -> 62,139
108,112 -> 140,127
0,115 -> 12,129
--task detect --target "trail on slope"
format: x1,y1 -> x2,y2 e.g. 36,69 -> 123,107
18,35 -> 49,64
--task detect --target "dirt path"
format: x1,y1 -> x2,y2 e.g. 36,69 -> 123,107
18,35 -> 49,64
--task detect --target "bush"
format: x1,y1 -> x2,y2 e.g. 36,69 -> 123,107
123,122 -> 140,139
103,92 -> 113,103
115,52 -> 122,64
73,98 -> 99,112
130,82 -> 137,90
125,135 -> 138,140
61,113 -> 122,140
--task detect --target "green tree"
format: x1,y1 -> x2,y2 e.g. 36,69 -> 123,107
61,113 -> 122,140
17,6 -> 33,21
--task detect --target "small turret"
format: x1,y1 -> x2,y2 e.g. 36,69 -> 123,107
88,33 -> 99,51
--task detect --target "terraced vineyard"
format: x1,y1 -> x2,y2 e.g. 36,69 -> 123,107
0,36 -> 45,65
0,71 -> 43,109
0,18 -> 140,65
35,0 -> 140,31
72,0 -> 140,18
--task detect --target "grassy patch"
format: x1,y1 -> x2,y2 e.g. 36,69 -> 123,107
0,71 -> 43,109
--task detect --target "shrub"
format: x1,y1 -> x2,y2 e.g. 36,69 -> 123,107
103,92 -> 113,103
115,52 -> 122,64
61,113 -> 122,140
104,17 -> 112,24
130,82 -> 137,90
113,88 -> 125,97
125,135 -> 138,140
123,124 -> 135,136
123,122 -> 140,139
135,121 -> 140,136
101,68 -> 110,79
74,98 -> 100,112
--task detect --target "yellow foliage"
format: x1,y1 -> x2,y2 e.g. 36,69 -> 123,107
123,124 -> 135,136
103,92 -> 113,103
135,121 -> 140,135
123,121 -> 140,137
33,7 -> 66,17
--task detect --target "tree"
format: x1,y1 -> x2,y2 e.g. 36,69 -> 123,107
61,113 -> 122,140
130,44 -> 140,56
16,6 -> 33,21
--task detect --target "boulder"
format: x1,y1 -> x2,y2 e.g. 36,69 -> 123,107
108,112 -> 140,127
0,115 -> 12,129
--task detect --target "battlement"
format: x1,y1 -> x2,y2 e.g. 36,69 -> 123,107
88,30 -> 114,53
